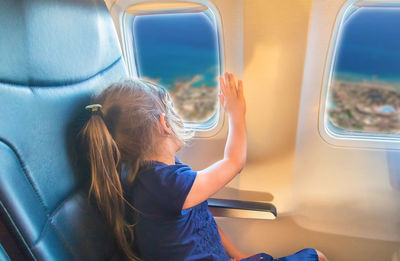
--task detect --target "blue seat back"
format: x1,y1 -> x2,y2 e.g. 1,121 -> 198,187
0,0 -> 128,259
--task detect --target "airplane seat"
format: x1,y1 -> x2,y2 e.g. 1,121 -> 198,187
0,244 -> 11,261
0,0 -> 128,260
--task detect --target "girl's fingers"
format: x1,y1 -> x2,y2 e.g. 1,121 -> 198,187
219,94 -> 225,106
238,79 -> 243,97
222,72 -> 242,98
230,73 -> 238,96
219,76 -> 226,96
225,72 -> 232,95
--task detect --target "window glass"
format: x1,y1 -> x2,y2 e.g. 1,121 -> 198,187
327,7 -> 400,135
132,12 -> 220,125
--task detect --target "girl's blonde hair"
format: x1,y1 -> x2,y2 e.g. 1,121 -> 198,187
79,79 -> 193,260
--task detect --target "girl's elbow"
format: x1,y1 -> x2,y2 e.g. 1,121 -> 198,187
230,156 -> 246,173
238,152 -> 247,171
238,159 -> 246,173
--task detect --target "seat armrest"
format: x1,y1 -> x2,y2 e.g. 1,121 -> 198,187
208,198 -> 277,220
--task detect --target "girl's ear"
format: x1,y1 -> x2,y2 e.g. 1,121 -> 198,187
159,113 -> 173,135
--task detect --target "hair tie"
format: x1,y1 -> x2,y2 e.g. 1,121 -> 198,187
85,104 -> 103,112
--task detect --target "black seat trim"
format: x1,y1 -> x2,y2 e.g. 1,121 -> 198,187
208,198 -> 277,218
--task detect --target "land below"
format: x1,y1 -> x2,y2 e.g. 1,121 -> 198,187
143,76 -> 218,123
328,80 -> 400,134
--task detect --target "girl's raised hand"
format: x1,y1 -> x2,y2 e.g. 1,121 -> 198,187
183,72 -> 247,210
183,72 -> 247,209
219,72 -> 246,121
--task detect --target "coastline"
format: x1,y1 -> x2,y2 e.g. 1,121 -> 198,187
327,76 -> 400,134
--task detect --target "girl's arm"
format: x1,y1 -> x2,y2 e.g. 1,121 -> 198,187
183,72 -> 246,209
217,224 -> 250,260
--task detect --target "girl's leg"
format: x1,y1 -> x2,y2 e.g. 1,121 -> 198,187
239,253 -> 274,261
240,249 -> 328,261
275,248 -> 327,261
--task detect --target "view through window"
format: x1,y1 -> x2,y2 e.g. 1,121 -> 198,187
327,6 -> 400,135
132,12 -> 220,125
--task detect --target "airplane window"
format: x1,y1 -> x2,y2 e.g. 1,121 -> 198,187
325,6 -> 400,137
130,11 -> 222,131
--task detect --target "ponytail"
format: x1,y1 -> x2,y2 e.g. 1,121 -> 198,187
80,111 -> 139,261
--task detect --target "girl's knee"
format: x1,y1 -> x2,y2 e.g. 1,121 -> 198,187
314,249 -> 328,261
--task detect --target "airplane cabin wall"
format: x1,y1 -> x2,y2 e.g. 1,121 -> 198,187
293,0 -> 400,260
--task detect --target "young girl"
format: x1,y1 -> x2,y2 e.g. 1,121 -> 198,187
79,73 -> 327,261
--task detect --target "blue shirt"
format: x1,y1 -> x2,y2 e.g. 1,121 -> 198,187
125,159 -> 230,261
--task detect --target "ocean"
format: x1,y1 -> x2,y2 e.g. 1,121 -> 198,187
132,12 -> 220,90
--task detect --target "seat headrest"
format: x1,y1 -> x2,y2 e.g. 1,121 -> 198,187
0,0 -> 122,86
